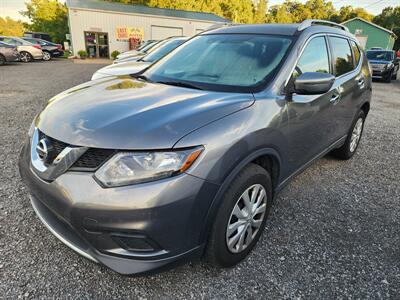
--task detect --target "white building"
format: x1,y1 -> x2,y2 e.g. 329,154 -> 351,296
66,0 -> 227,58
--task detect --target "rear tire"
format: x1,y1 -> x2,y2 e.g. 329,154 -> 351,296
331,110 -> 366,160
42,51 -> 51,61
20,51 -> 33,63
204,163 -> 272,267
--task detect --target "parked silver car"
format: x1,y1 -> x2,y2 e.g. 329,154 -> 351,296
115,40 -> 161,61
0,36 -> 43,62
92,37 -> 187,80
0,41 -> 20,65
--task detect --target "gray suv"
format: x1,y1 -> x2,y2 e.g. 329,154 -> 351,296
19,20 -> 372,275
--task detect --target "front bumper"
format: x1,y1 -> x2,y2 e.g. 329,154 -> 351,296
371,68 -> 391,78
19,141 -> 219,275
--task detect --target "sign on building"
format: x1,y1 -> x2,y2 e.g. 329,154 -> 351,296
116,27 -> 144,41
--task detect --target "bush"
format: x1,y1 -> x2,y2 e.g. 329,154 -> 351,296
111,50 -> 120,60
77,50 -> 88,59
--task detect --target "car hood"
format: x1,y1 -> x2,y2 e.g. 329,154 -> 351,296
117,50 -> 143,59
93,61 -> 151,79
114,54 -> 144,64
36,77 -> 254,149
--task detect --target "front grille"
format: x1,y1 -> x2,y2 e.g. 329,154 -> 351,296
38,131 -> 115,171
71,148 -> 115,170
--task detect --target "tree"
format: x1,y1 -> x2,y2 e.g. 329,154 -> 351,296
104,0 -> 255,23
0,17 -> 25,36
22,0 -> 68,43
330,6 -> 374,23
253,0 -> 267,24
374,6 -> 400,49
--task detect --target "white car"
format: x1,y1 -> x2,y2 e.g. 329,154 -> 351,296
115,40 -> 160,60
92,37 -> 187,80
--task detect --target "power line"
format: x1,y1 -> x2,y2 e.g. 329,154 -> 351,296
363,0 -> 386,9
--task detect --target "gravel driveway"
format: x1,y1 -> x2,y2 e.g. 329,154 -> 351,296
0,60 -> 399,299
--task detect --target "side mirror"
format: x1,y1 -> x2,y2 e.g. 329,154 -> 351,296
294,72 -> 335,95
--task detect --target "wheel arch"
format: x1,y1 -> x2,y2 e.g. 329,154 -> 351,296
199,148 -> 282,246
360,101 -> 370,116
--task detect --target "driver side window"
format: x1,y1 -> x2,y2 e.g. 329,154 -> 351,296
293,36 -> 330,78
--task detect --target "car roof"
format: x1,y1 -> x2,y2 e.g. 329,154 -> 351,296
202,23 -> 354,39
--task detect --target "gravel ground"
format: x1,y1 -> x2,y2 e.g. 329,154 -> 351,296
0,60 -> 399,299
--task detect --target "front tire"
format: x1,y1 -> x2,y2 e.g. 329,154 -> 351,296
331,110 -> 366,160
20,51 -> 33,63
392,71 -> 398,80
205,163 -> 272,267
42,51 -> 51,61
0,54 -> 5,65
384,71 -> 392,83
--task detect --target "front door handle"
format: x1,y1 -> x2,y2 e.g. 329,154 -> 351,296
330,92 -> 340,104
357,78 -> 365,89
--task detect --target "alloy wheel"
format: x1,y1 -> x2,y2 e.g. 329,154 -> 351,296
20,52 -> 31,63
43,52 -> 51,61
350,118 -> 363,152
226,184 -> 267,253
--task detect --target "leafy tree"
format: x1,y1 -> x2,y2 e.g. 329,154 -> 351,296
253,0 -> 267,24
330,6 -> 374,23
374,6 -> 400,49
104,0 -> 255,23
22,0 -> 68,43
0,17 -> 25,36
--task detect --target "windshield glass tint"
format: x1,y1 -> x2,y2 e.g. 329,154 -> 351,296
144,34 -> 292,92
143,39 -> 185,62
367,51 -> 393,61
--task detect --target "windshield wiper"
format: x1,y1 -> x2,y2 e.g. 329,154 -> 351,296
156,80 -> 203,90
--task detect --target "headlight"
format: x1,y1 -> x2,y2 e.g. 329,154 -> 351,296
386,63 -> 393,69
94,147 -> 203,187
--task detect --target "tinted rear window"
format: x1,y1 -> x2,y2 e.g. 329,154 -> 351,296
329,37 -> 354,76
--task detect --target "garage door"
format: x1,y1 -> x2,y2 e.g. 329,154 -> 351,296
151,26 -> 183,40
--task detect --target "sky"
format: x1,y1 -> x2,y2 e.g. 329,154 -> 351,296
0,0 -> 399,21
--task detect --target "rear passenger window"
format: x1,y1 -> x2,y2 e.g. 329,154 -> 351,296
350,40 -> 361,66
293,36 -> 330,78
329,37 -> 354,76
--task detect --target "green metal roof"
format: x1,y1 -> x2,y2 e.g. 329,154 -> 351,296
66,0 -> 228,23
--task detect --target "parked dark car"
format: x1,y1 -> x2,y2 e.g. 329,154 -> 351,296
22,37 -> 64,61
0,41 -> 20,65
19,20 -> 372,276
367,49 -> 399,82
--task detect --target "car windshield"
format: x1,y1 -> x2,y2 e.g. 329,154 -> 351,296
141,41 -> 161,53
367,51 -> 393,61
141,39 -> 186,63
144,34 -> 293,92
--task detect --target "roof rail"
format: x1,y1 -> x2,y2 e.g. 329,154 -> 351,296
298,19 -> 349,32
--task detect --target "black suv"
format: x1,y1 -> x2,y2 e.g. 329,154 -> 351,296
367,49 -> 399,82
19,20 -> 372,275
